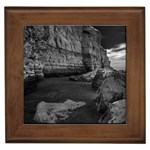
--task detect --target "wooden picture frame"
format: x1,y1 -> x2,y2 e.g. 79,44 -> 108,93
5,7 -> 145,143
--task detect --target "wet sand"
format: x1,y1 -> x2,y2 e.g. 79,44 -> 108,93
24,76 -> 100,124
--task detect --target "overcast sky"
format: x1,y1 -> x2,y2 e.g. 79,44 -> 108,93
94,26 -> 126,70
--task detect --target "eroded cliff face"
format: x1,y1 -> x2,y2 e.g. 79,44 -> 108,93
24,26 -> 110,93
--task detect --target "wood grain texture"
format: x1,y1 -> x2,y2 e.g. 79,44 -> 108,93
5,7 -> 145,143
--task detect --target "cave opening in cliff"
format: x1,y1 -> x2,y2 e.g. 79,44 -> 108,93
24,25 -> 126,124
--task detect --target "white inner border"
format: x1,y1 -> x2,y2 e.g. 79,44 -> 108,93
0,0 -> 149,148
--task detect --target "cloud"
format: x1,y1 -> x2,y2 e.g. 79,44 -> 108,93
107,43 -> 126,53
106,43 -> 126,70
110,59 -> 126,70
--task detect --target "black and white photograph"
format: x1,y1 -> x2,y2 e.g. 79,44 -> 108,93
24,26 -> 126,124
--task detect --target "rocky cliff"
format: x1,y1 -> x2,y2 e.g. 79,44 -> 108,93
24,26 -> 110,93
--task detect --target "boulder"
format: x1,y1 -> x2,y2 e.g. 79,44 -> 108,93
98,99 -> 126,124
34,99 -> 86,123
92,68 -> 125,90
96,76 -> 126,112
92,68 -> 113,90
108,99 -> 126,123
93,68 -> 126,124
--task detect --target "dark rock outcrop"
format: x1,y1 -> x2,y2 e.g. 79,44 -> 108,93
69,69 -> 98,82
98,99 -> 126,124
93,68 -> 126,123
96,76 -> 126,104
107,99 -> 126,123
92,68 -> 126,90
